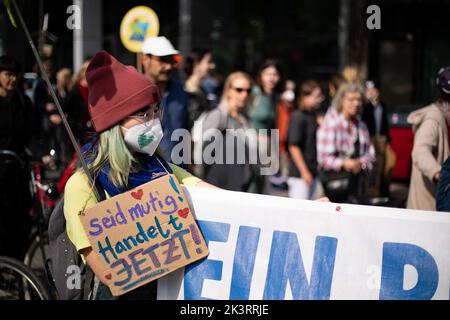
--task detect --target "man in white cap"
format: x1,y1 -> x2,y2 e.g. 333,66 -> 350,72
142,36 -> 189,164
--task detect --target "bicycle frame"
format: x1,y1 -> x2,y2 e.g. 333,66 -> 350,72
0,150 -> 55,264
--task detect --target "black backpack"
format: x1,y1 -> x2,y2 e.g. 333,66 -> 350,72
46,180 -> 105,300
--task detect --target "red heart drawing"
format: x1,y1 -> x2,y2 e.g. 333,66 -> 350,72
105,273 -> 112,280
178,208 -> 190,219
131,189 -> 143,200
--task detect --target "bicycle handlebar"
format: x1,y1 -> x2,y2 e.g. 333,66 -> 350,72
0,150 -> 26,167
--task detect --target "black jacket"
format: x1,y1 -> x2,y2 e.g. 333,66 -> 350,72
362,101 -> 390,140
0,91 -> 32,158
63,85 -> 92,145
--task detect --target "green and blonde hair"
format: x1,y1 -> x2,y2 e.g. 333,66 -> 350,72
82,125 -> 137,188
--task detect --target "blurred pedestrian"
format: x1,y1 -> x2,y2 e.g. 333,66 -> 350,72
141,36 -> 189,163
249,59 -> 283,133
436,156 -> 450,212
362,81 -> 389,137
328,74 -> 346,100
324,74 -> 346,112
33,59 -> 54,116
0,55 -> 32,258
202,73 -> 221,109
248,59 -> 284,193
62,60 -> 92,162
362,80 -> 394,197
287,80 -> 325,199
407,66 -> 450,211
342,65 -> 363,85
183,49 -> 216,130
200,71 -> 257,191
317,83 -> 375,203
276,80 -> 296,171
56,68 -> 72,99
32,59 -> 67,169
269,79 -> 297,190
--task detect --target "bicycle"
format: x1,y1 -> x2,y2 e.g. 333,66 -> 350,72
23,161 -> 59,271
0,256 -> 52,300
0,149 -> 57,297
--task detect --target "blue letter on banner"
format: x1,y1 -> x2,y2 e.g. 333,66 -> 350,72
183,220 -> 230,300
229,226 -> 261,299
263,232 -> 338,300
379,242 -> 439,300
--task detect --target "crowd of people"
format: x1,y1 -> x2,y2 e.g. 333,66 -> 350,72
1,36 -> 450,263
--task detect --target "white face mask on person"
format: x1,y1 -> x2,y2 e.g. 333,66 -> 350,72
281,90 -> 295,102
122,118 -> 164,155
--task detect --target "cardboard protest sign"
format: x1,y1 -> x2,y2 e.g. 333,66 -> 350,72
79,174 -> 208,296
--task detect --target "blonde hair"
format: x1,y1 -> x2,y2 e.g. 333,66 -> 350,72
220,71 -> 253,105
332,82 -> 364,113
329,74 -> 347,97
342,65 -> 362,84
57,68 -> 72,80
71,60 -> 90,90
56,68 -> 72,91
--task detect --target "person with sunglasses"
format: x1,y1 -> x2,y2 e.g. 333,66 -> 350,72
63,51 -> 215,299
141,36 -> 189,165
197,71 -> 259,192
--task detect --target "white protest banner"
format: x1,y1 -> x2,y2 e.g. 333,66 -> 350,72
157,186 -> 450,300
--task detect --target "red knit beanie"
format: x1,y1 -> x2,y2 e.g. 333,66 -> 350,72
86,50 -> 161,132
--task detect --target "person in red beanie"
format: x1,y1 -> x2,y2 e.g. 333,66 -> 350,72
63,51 -> 215,300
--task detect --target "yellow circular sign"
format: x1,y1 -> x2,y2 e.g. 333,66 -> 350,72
120,6 -> 159,53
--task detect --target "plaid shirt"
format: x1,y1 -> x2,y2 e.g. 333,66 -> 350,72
317,107 -> 375,171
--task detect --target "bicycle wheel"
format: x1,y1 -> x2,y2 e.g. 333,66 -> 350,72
23,230 -> 49,272
0,256 -> 52,300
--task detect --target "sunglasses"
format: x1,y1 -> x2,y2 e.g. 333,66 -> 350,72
232,87 -> 252,94
128,103 -> 162,122
150,55 -> 177,66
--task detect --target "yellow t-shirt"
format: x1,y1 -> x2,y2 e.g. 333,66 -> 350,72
64,164 -> 201,252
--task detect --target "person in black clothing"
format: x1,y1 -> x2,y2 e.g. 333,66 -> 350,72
362,80 -> 392,197
33,59 -> 67,168
287,80 -> 325,199
33,59 -> 54,122
63,60 -> 92,151
362,81 -> 390,138
0,55 -> 32,259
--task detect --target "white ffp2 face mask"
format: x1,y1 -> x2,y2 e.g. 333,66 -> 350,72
122,118 -> 164,155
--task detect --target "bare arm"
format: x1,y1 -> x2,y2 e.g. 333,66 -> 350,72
411,119 -> 442,181
195,180 -> 221,189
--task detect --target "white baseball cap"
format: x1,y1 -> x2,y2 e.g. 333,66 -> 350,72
142,36 -> 179,56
